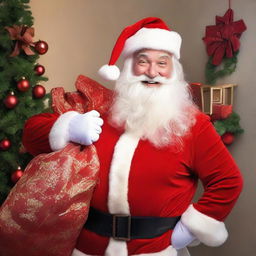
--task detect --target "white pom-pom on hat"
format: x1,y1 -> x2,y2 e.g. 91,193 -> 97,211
98,17 -> 182,81
98,64 -> 120,81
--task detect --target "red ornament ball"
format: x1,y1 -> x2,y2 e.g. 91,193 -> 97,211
17,78 -> 30,92
221,132 -> 235,145
33,84 -> 46,98
34,40 -> 48,55
34,64 -> 45,76
4,93 -> 18,109
11,167 -> 24,183
0,139 -> 11,151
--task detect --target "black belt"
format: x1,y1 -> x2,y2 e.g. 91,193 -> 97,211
84,207 -> 180,241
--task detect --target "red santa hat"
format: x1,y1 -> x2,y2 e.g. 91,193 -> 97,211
98,17 -> 182,81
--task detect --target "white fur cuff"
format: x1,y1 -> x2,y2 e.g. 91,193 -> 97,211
181,205 -> 228,247
49,111 -> 79,151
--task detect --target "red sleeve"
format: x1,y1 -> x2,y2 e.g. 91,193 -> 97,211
192,114 -> 243,221
22,113 -> 60,156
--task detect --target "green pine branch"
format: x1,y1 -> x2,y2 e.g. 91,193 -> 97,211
213,112 -> 244,136
205,51 -> 238,85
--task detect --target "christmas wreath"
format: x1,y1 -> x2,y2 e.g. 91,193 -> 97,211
201,1 -> 246,145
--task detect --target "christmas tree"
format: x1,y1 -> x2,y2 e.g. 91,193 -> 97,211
0,0 -> 49,204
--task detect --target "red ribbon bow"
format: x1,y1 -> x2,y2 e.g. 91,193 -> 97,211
5,25 -> 35,57
202,8 -> 247,65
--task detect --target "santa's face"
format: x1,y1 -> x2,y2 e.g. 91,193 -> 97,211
132,49 -> 173,87
109,52 -> 197,148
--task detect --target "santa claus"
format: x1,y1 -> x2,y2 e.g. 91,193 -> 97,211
22,17 -> 242,256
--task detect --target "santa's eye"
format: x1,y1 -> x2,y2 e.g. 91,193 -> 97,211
158,61 -> 167,66
138,59 -> 147,64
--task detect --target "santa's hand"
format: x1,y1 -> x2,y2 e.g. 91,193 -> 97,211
171,221 -> 197,250
68,110 -> 103,145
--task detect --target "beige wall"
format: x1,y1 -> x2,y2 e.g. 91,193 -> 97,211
30,0 -> 188,90
30,0 -> 256,255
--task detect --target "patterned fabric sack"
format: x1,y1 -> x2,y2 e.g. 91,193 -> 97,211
0,144 -> 99,256
0,75 -> 113,256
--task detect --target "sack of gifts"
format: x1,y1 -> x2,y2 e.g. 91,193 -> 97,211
0,75 -> 113,256
0,144 -> 99,256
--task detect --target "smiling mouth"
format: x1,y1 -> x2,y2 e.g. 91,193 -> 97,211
141,81 -> 161,87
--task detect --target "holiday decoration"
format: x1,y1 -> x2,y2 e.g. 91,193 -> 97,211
34,40 -> 48,55
190,83 -> 236,115
11,167 -> 24,183
203,2 -> 247,84
198,1 -> 245,143
0,139 -> 11,151
33,84 -> 46,98
213,112 -> 243,135
204,52 -> 238,86
221,132 -> 235,145
4,92 -> 19,109
34,64 -> 45,76
211,104 -> 233,121
0,0 -> 49,204
17,77 -> 30,92
203,8 -> 246,66
5,25 -> 35,57
190,83 -> 243,140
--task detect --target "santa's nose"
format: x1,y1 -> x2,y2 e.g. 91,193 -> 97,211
145,64 -> 159,78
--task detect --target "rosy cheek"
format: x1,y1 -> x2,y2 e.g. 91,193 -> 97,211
162,67 -> 172,78
164,71 -> 171,78
133,65 -> 144,76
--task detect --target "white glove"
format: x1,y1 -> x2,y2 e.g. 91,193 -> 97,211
68,110 -> 103,145
171,221 -> 197,250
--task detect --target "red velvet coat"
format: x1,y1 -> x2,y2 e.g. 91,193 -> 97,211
22,75 -> 243,256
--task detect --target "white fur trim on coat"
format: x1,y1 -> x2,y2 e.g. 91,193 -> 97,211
122,28 -> 182,59
107,131 -> 140,214
49,111 -> 79,151
181,205 -> 228,247
105,238 -> 128,256
106,132 -> 139,255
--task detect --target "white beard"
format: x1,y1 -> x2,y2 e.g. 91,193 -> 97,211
109,56 -> 198,148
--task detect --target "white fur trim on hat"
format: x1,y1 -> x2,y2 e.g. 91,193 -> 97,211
98,64 -> 120,81
122,28 -> 182,59
181,205 -> 228,247
49,111 -> 79,151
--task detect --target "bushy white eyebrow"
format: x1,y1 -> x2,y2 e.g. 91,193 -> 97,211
136,52 -> 148,58
136,52 -> 171,60
158,53 -> 171,59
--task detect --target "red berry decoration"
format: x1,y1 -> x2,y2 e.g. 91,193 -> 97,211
221,132 -> 235,145
34,64 -> 45,76
34,40 -> 48,55
0,139 -> 11,151
17,77 -> 30,92
33,84 -> 46,98
4,92 -> 18,109
11,167 -> 24,183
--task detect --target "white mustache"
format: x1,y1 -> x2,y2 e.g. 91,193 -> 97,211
128,74 -> 169,84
